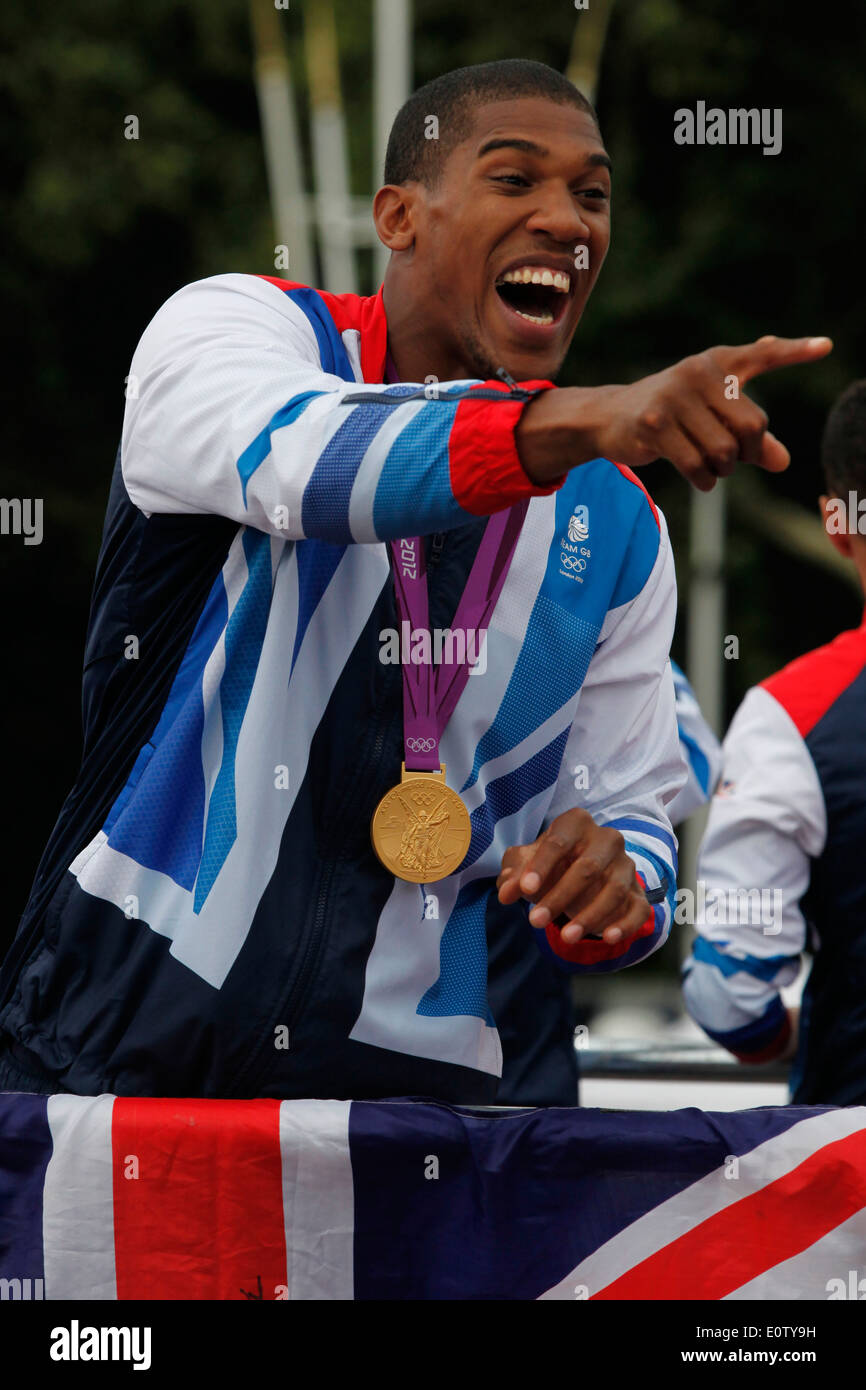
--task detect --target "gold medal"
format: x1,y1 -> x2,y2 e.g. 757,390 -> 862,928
371,763 -> 472,883
373,508 -> 526,886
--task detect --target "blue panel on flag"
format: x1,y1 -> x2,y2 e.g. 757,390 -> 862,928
0,1093 -> 51,1291
349,1101 -> 809,1300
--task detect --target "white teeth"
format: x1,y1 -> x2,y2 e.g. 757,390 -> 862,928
498,266 -> 571,293
515,308 -> 554,325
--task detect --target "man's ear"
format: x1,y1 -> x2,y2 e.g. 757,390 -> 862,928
373,184 -> 419,253
820,492 -> 853,558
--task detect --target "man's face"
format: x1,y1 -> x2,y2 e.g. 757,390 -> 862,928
400,97 -> 612,382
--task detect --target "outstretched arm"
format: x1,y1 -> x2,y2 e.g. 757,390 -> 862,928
121,273 -> 561,543
516,334 -> 833,491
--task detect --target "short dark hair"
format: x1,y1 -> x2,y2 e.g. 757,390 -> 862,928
821,380 -> 866,496
384,59 -> 598,187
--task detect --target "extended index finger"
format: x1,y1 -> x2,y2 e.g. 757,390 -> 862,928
723,334 -> 833,386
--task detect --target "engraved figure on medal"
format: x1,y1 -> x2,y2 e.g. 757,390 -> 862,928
397,790 -> 450,877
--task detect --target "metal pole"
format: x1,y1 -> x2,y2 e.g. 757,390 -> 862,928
373,0 -> 412,284
566,0 -> 616,105
687,483 -> 726,736
304,0 -> 357,295
681,483 -> 726,955
249,0 -> 315,287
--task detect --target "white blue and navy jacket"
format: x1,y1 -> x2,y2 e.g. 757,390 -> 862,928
490,659 -> 720,1107
0,274 -> 683,1101
682,611 -> 866,1104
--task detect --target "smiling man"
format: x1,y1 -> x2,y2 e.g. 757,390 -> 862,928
0,60 -> 831,1101
378,93 -> 611,386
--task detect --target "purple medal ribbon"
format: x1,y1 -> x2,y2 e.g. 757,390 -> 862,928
384,352 -> 528,772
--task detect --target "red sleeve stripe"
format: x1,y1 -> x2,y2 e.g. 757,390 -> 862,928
448,380 -> 562,515
543,891 -> 656,966
543,921 -> 632,965
253,285 -> 565,514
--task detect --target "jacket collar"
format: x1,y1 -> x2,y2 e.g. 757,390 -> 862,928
314,281 -> 389,384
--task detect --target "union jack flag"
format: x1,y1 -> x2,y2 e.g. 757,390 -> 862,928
1,1094 -> 864,1300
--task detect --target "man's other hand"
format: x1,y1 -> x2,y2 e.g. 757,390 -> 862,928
496,807 -> 652,948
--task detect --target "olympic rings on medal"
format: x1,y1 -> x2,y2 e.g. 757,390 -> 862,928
406,736 -> 437,753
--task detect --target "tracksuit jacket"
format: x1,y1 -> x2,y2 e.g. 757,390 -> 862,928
0,273 -> 683,1101
683,610 -> 866,1104
492,659 -> 721,1106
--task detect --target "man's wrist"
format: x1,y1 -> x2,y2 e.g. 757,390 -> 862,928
514,385 -> 607,485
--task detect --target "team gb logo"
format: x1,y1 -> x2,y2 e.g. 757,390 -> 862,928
567,505 -> 589,543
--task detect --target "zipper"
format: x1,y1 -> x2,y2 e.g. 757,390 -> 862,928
429,532 -> 446,571
368,706 -> 394,766
342,379 -> 542,407
277,855 -> 336,1046
227,872 -> 332,1095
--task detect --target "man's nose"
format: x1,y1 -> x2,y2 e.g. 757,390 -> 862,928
523,187 -> 592,246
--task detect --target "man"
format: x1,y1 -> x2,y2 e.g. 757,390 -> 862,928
0,60 -> 829,1100
683,381 -> 866,1106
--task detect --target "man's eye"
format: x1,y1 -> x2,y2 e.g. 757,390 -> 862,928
492,174 -> 530,187
579,187 -> 610,201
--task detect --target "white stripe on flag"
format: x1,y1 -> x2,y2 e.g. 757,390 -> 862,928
43,1095 -> 117,1300
279,1099 -> 354,1300
725,1206 -> 866,1300
537,1107 -> 866,1300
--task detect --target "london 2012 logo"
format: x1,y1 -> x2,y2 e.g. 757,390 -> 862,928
559,504 -> 590,582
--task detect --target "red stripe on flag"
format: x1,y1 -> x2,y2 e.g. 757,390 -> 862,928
112,1098 -> 287,1300
593,1125 -> 866,1300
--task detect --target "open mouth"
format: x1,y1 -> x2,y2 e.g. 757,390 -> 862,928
494,265 -> 572,327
